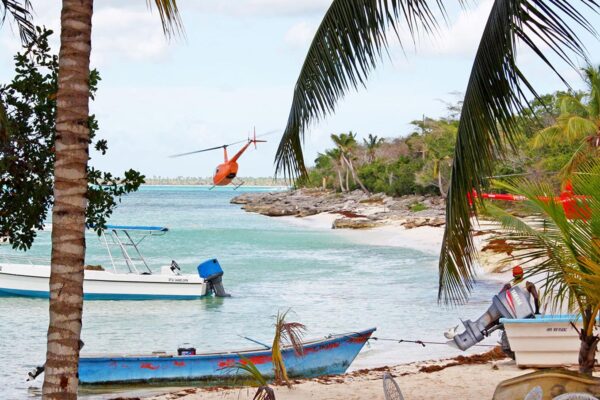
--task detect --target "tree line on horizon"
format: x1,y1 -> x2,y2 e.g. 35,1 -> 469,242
300,81 -> 595,198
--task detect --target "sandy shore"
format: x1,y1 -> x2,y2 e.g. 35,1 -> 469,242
134,208 -> 527,400
142,353 -> 534,400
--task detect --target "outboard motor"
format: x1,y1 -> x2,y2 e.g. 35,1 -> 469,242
451,286 -> 534,351
198,259 -> 230,297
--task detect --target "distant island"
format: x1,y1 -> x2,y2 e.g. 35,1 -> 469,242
144,176 -> 289,187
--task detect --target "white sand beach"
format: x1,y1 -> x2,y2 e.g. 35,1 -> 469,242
143,356 -> 540,400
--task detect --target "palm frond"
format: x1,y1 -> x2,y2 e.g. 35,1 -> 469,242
438,0 -> 599,304
274,0 -> 446,181
271,309 -> 306,387
1,0 -> 34,45
280,321 -> 306,356
479,159 -> 600,316
583,65 -> 600,118
0,1 -> 35,142
147,0 -> 184,39
228,356 -> 268,387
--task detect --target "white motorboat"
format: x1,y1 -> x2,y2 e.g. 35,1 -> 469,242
501,315 -> 599,368
0,225 -> 229,300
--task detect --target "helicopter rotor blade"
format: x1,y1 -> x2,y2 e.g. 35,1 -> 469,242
169,129 -> 280,158
169,145 -> 226,158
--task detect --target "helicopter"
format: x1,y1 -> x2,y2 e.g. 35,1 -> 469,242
170,129 -> 272,189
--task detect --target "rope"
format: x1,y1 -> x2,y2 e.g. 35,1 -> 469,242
369,336 -> 496,348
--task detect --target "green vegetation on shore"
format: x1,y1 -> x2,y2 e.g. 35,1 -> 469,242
300,83 -> 595,198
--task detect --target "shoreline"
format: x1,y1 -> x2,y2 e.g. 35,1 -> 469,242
142,349 -> 537,400
134,189 -> 525,400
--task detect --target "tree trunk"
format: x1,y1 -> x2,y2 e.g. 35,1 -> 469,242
578,333 -> 599,375
345,166 -> 349,191
438,166 -> 446,198
342,154 -> 369,194
42,1 -> 93,399
577,311 -> 599,375
337,168 -> 344,192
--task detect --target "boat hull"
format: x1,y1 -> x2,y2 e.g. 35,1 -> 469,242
0,264 -> 207,300
78,328 -> 376,385
501,315 -> 600,367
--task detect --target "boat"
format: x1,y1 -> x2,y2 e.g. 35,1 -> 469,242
77,328 -> 376,385
501,315 -> 600,368
0,225 -> 229,300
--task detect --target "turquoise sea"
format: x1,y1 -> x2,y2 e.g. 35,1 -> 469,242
0,186 -> 503,399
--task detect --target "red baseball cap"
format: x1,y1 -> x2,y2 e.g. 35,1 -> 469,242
512,265 -> 524,277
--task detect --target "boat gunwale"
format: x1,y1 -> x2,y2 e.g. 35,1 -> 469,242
80,328 -> 377,361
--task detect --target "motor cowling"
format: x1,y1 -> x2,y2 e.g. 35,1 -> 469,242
197,259 -> 230,297
452,286 -> 534,350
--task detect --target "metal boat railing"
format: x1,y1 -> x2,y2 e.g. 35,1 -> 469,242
0,253 -> 49,265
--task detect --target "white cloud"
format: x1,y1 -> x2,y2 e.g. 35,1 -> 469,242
184,0 -> 332,17
392,0 -> 493,58
284,21 -> 319,49
91,7 -> 170,66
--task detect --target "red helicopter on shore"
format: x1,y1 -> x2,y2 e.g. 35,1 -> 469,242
469,181 -> 591,220
170,129 -> 273,189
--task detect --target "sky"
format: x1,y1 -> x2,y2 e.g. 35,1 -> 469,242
0,0 -> 599,179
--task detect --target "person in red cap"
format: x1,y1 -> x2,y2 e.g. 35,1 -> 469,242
502,265 -> 540,314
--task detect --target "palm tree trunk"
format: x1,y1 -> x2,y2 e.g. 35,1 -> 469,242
577,311 -> 599,375
345,165 -> 349,191
342,154 -> 369,194
42,1 -> 93,398
336,168 -> 344,192
438,167 -> 446,198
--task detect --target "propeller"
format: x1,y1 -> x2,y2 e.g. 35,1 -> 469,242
169,129 -> 278,158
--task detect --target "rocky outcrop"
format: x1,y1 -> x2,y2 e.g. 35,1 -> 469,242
231,188 -> 446,230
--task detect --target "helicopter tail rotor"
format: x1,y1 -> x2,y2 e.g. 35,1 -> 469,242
251,127 -> 266,149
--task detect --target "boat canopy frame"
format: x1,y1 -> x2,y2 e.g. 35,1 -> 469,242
97,225 -> 168,274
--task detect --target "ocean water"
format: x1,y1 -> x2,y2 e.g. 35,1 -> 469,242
0,186 -> 504,399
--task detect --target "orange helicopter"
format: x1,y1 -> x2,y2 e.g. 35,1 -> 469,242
170,129 -> 272,189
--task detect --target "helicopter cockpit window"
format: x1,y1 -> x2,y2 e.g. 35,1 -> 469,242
214,167 -> 219,175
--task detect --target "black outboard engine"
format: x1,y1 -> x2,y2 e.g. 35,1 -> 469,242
198,259 -> 230,297
451,286 -> 534,351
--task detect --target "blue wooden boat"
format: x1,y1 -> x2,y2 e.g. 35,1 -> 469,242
78,328 -> 376,384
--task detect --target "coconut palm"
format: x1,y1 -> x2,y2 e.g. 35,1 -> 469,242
415,120 -> 457,197
480,159 -> 600,374
229,357 -> 276,400
363,133 -> 384,162
534,65 -> 600,176
42,2 -> 182,399
271,310 -> 306,387
273,0 -> 599,304
331,132 -> 369,193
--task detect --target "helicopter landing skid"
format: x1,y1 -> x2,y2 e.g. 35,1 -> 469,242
233,179 -> 245,190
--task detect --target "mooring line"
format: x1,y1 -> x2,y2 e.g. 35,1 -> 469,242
369,337 -> 496,348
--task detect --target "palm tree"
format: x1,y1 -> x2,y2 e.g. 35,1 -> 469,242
271,310 -> 306,387
42,2 -> 182,399
331,132 -> 369,194
0,0 -> 34,141
272,0 -> 598,304
534,65 -> 600,176
480,160 -> 600,374
415,120 -> 457,197
321,148 -> 346,191
363,133 -> 384,162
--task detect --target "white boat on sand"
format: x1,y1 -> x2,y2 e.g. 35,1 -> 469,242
0,225 -> 229,300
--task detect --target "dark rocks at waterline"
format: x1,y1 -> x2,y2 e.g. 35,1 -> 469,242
231,189 -> 446,229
